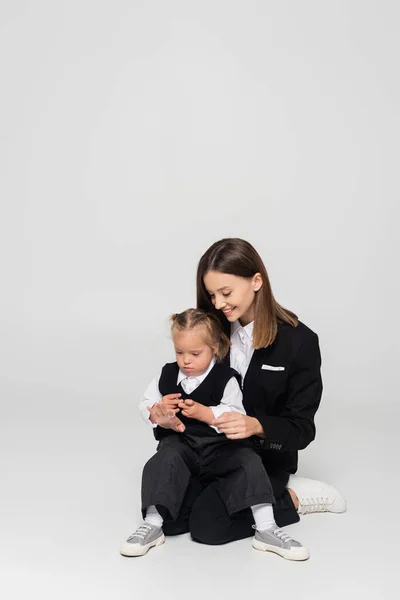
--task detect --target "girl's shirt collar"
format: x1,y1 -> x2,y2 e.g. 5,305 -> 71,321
177,357 -> 216,385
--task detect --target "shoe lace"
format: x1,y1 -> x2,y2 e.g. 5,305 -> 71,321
299,496 -> 332,514
252,525 -> 295,544
127,523 -> 152,541
273,528 -> 296,543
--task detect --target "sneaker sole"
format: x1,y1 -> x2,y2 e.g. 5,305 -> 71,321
120,534 -> 165,557
252,537 -> 310,561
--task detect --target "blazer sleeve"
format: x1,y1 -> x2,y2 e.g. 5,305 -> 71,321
258,332 -> 323,452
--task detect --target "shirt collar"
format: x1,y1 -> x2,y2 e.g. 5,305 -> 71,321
231,320 -> 254,343
177,357 -> 216,385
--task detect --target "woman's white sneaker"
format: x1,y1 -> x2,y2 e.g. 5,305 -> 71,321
287,475 -> 347,515
252,525 -> 310,561
120,523 -> 165,557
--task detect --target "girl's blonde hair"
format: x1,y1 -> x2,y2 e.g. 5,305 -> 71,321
170,308 -> 231,362
196,238 -> 298,349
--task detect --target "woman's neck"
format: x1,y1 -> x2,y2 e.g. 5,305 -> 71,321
239,305 -> 255,326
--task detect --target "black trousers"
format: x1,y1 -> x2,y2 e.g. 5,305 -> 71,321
141,434 -> 275,523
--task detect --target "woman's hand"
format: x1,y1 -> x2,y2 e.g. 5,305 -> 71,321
212,412 -> 264,440
147,401 -> 185,433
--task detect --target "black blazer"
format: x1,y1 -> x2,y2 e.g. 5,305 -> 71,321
230,320 -> 323,494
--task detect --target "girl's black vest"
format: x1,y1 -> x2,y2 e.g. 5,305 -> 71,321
154,362 -> 241,441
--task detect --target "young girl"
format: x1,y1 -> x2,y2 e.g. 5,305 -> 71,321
120,309 -> 309,560
147,238 -> 346,546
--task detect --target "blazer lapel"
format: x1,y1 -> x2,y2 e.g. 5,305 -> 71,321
243,349 -> 264,396
243,343 -> 279,391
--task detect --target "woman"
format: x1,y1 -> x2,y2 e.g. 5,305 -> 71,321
149,238 -> 346,544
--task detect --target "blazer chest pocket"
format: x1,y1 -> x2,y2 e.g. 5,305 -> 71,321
259,364 -> 287,393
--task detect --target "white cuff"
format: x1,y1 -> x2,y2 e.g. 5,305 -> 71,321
209,405 -> 233,434
140,401 -> 158,429
211,405 -> 233,420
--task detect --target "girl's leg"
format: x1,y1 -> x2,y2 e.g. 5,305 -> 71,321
120,437 -> 199,557
209,447 -> 275,516
141,436 -> 198,521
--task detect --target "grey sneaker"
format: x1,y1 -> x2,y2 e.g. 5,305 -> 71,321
120,522 -> 165,557
252,525 -> 309,561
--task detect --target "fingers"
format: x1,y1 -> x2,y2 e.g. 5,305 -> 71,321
218,426 -> 246,436
171,416 -> 185,433
226,432 -> 245,439
181,409 -> 196,418
214,419 -> 247,434
164,401 -> 181,409
178,399 -> 194,409
162,394 -> 182,407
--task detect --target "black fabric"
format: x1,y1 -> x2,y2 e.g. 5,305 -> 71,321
163,477 -> 299,542
154,361 -> 241,440
142,435 -> 275,521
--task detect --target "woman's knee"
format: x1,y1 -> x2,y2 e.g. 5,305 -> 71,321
188,482 -> 218,543
189,482 -> 249,545
189,496 -> 226,544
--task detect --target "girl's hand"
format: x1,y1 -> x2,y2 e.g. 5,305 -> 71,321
160,393 -> 182,410
178,399 -> 212,424
147,402 -> 185,433
212,412 -> 264,439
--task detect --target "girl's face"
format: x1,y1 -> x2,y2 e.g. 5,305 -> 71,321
173,328 -> 215,377
203,270 -> 262,326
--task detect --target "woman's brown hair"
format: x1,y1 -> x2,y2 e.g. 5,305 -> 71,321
170,308 -> 231,361
196,238 -> 298,349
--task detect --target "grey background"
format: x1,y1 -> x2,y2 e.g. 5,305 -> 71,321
1,1 -> 398,598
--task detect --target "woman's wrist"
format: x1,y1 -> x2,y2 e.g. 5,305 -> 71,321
252,417 -> 265,438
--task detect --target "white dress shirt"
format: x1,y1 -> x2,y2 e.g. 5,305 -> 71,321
230,320 -> 255,379
139,357 -> 245,432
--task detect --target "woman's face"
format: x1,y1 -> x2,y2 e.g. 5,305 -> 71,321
203,270 -> 262,326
